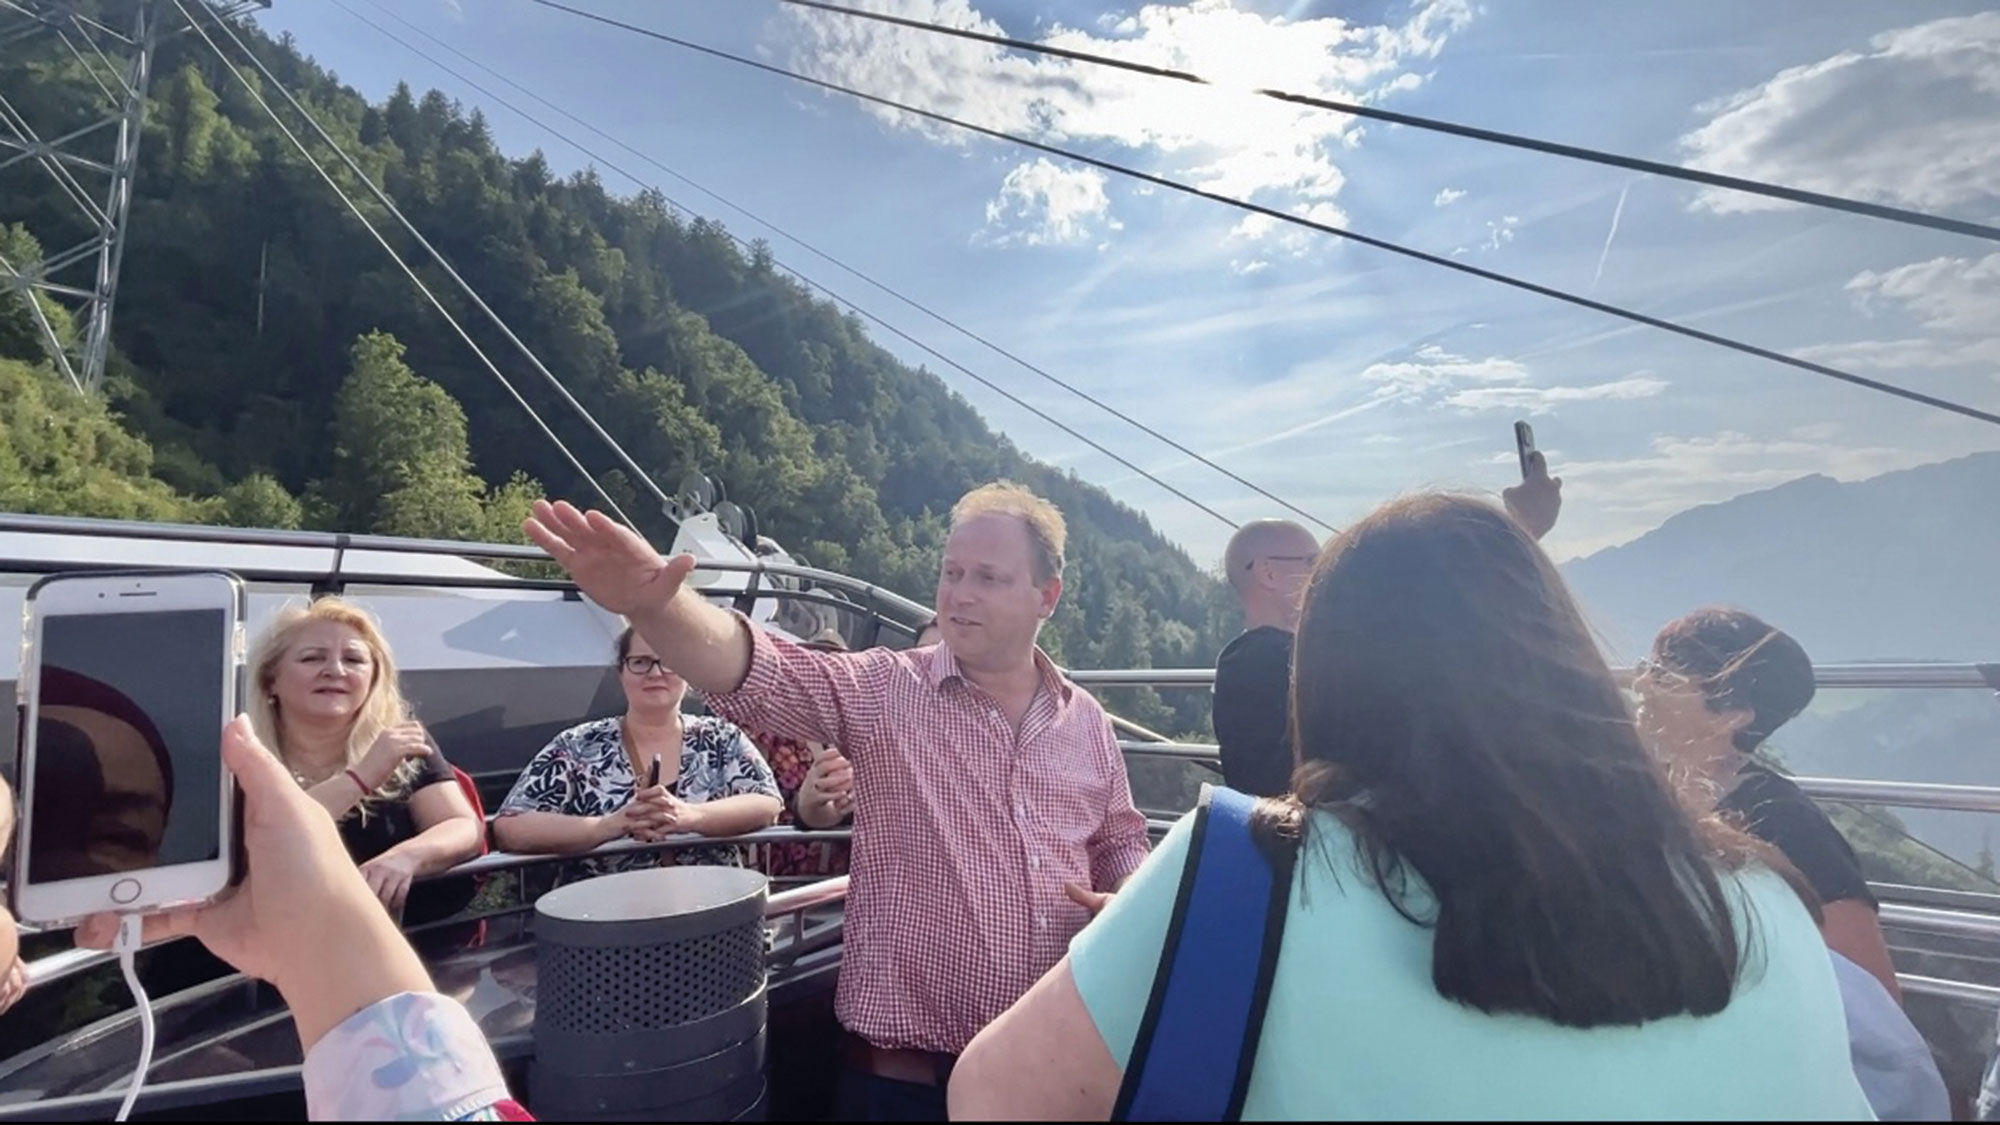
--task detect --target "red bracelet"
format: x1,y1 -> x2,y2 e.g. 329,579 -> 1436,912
344,768 -> 372,796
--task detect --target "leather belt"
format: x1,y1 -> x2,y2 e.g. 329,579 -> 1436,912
840,1031 -> 958,1088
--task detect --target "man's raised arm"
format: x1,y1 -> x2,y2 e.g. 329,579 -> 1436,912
524,500 -> 752,693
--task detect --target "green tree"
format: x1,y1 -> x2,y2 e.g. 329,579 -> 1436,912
0,357 -> 199,520
316,330 -> 482,535
0,226 -> 78,365
211,472 -> 305,530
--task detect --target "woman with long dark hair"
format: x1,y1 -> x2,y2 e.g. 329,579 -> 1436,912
1636,607 -> 1900,1001
949,494 -> 1868,1119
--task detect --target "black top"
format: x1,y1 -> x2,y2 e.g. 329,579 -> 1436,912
338,749 -> 477,926
1212,626 -> 1295,799
1720,763 -> 1876,909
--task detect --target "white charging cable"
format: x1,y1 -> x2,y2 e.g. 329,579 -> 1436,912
111,913 -> 155,1123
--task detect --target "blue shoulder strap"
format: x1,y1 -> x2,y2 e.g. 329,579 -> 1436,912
1113,784 -> 1294,1121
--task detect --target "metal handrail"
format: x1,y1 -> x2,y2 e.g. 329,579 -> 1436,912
1068,668 -> 1216,687
767,874 -> 850,917
1108,713 -> 1175,743
21,826 -> 857,990
1881,903 -> 2000,941
1899,973 -> 2000,1008
1804,778 -> 2000,815
1120,739 -> 1219,760
1075,664 -> 2000,691
20,947 -> 103,989
446,825 -> 853,879
0,511 -> 935,625
1119,741 -> 2000,819
0,510 -> 553,562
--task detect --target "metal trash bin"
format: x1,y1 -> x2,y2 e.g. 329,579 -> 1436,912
531,866 -> 770,1121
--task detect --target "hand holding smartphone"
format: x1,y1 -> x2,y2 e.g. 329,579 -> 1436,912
10,571 -> 246,925
1504,420 -> 1563,542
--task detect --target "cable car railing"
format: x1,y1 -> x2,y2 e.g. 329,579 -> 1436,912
7,514 -> 2000,1011
15,810 -> 1181,994
18,824 -> 863,991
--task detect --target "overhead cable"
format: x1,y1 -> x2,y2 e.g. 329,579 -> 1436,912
338,0 -> 1246,531
171,0 -> 637,524
527,0 -> 2000,430
773,0 -> 2000,246
188,1 -> 677,520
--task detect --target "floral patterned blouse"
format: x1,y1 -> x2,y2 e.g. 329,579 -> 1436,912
496,714 -> 779,876
746,729 -> 852,879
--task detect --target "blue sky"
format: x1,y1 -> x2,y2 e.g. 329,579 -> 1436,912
256,0 -> 2000,566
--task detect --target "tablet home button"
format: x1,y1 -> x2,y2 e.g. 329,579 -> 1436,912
110,879 -> 142,904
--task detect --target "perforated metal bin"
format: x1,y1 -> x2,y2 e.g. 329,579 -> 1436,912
530,866 -> 770,1121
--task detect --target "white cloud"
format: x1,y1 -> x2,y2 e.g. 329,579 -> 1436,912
1363,344 -> 1528,397
1793,337 -> 2000,372
1679,13 -> 2000,214
1846,252 -> 2000,333
1482,215 -> 1520,251
772,0 -> 1475,246
980,158 -> 1120,246
1360,345 -> 1668,415
1433,187 -> 1466,207
1796,251 -> 2000,374
1223,199 -> 1351,258
1444,376 -> 1670,414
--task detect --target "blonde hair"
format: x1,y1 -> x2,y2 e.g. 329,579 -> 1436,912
950,481 -> 1067,584
248,596 -> 417,801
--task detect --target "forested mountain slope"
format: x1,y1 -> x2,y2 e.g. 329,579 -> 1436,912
0,8 -> 1232,735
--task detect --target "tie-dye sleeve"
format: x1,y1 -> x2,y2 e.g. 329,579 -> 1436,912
301,991 -> 520,1121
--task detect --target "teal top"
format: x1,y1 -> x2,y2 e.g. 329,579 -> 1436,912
1070,809 -> 1874,1121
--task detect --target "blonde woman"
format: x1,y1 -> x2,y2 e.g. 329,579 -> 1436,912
248,598 -> 483,924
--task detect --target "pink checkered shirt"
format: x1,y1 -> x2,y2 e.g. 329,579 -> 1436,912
706,622 -> 1151,1054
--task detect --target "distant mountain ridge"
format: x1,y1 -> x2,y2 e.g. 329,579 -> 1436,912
1561,452 -> 2000,663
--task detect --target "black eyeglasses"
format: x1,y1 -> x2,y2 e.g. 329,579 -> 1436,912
620,656 -> 671,676
1244,554 -> 1315,571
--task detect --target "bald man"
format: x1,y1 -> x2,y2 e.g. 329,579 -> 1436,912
1212,458 -> 1564,797
1213,519 -> 1319,797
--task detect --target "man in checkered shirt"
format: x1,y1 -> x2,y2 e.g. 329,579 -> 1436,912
526,482 -> 1151,1121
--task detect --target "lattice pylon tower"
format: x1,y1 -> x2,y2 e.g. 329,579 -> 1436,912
0,0 -> 268,393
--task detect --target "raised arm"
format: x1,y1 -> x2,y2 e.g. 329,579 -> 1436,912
527,499 -> 888,753
524,500 -> 751,694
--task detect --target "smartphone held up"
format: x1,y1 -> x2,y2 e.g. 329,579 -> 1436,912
10,570 -> 246,926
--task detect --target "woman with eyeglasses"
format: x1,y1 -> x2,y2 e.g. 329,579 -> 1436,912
493,625 -> 782,875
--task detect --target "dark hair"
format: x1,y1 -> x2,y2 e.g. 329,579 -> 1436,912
1270,493 -> 1781,1028
615,625 -> 635,663
1651,607 -> 1815,753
